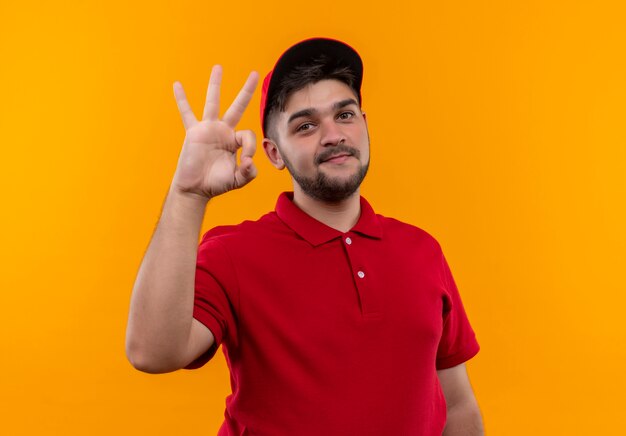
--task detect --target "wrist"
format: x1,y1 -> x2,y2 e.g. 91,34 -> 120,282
168,185 -> 211,208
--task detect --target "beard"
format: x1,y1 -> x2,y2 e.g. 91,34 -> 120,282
281,144 -> 370,202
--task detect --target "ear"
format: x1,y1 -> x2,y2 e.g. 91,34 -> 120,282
262,138 -> 286,170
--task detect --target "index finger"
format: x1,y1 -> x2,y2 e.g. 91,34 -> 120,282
222,71 -> 259,128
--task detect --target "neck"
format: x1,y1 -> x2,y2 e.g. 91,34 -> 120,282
291,187 -> 362,233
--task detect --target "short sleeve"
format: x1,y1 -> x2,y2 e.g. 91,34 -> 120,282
435,253 -> 480,369
184,232 -> 239,369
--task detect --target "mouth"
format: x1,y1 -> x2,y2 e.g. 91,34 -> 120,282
320,153 -> 353,164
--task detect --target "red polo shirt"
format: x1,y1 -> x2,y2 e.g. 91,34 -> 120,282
187,192 -> 479,435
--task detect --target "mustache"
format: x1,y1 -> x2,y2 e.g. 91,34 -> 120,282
315,145 -> 360,165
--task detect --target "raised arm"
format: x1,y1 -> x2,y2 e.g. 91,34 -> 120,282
125,66 -> 258,373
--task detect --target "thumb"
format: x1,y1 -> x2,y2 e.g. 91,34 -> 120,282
234,130 -> 258,187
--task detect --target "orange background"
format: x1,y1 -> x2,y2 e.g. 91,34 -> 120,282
1,1 -> 625,434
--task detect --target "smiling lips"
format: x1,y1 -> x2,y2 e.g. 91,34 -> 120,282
321,153 -> 352,164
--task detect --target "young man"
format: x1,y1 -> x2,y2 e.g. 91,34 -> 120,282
126,38 -> 484,435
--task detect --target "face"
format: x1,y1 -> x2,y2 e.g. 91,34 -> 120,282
265,79 -> 370,202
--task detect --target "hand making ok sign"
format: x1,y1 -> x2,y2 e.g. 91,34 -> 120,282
171,66 -> 259,200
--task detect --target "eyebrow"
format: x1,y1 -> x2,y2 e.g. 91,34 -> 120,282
287,98 -> 359,125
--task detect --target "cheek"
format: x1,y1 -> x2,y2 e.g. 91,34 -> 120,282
350,122 -> 369,140
288,148 -> 317,169
352,127 -> 370,151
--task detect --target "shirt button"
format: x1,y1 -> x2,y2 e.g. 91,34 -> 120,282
345,237 -> 352,245
357,271 -> 365,279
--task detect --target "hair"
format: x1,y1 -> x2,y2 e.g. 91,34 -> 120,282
265,55 -> 359,141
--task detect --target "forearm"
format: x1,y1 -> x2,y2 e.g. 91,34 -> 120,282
442,401 -> 484,436
125,185 -> 209,372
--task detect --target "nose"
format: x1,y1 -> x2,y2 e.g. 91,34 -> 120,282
319,118 -> 345,147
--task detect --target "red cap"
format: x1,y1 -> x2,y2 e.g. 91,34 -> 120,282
260,37 -> 363,137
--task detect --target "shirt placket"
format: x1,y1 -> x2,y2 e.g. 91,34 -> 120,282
342,233 -> 381,318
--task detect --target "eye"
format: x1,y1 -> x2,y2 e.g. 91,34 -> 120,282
296,122 -> 315,132
337,111 -> 355,121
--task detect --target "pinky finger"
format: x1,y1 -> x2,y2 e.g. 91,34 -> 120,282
173,81 -> 198,130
